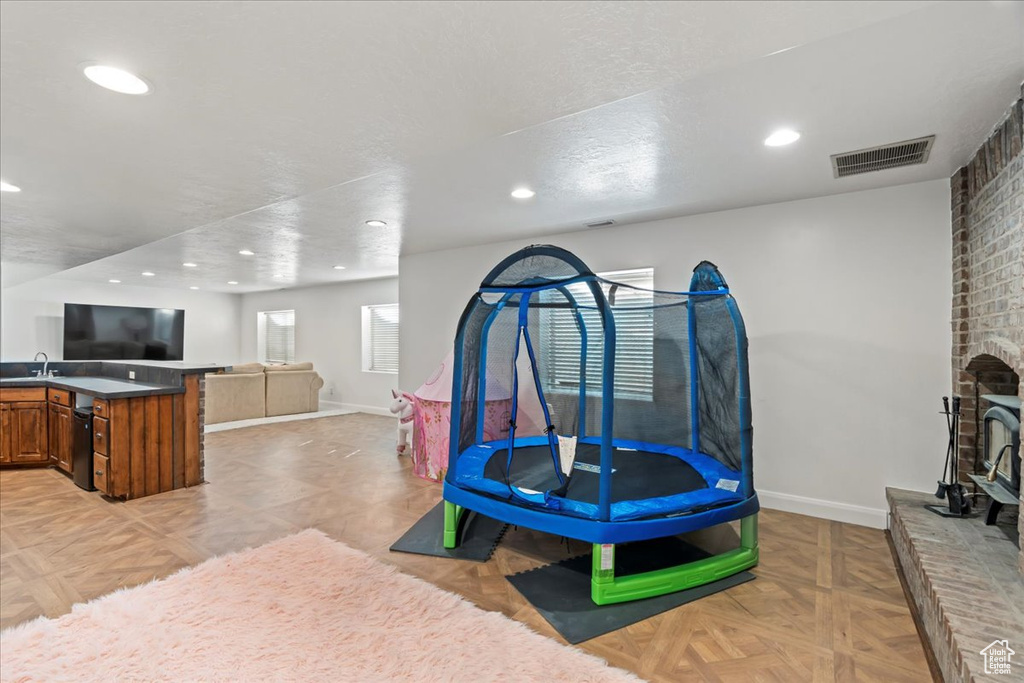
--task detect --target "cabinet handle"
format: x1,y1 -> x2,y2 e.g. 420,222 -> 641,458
95,471 -> 103,476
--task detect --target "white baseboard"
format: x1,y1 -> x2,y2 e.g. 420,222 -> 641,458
757,489 -> 887,529
338,402 -> 392,417
206,407 -> 357,432
320,398 -> 391,417
318,400 -> 346,410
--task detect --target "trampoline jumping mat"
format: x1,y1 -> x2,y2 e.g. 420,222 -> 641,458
390,501 -> 508,562
506,536 -> 755,644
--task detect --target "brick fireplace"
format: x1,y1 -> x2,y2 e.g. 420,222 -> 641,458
887,88 -> 1022,683
950,88 -> 1023,571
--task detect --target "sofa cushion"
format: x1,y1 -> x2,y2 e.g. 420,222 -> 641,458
225,362 -> 266,375
264,362 -> 314,372
204,372 -> 267,423
265,370 -> 324,417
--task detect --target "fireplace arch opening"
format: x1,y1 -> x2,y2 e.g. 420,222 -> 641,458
963,353 -> 1020,526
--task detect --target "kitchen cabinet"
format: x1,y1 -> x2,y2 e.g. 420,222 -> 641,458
0,403 -> 11,463
47,388 -> 74,473
92,393 -> 184,499
54,406 -> 73,473
0,388 -> 48,465
8,401 -> 48,463
47,403 -> 59,466
1,374 -> 205,499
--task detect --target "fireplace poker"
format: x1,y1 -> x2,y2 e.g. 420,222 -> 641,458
947,397 -> 971,515
935,396 -> 954,499
927,396 -> 974,518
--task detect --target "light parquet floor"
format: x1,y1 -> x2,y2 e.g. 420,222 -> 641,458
0,413 -> 934,682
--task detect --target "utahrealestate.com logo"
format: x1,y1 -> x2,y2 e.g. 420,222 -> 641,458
980,640 -> 1015,675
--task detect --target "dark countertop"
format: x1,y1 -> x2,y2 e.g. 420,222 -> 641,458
99,361 -> 227,375
0,376 -> 183,399
1,360 -> 227,395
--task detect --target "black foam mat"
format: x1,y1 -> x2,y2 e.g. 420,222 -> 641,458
506,536 -> 755,644
390,501 -> 508,562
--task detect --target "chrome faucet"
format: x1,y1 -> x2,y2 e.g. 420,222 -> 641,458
33,351 -> 49,378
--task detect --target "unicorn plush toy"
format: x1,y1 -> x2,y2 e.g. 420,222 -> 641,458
389,389 -> 416,455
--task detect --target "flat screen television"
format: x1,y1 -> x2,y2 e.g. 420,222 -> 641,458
63,303 -> 185,361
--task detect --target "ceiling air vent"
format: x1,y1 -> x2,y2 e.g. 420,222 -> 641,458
830,135 -> 935,178
586,219 -> 615,228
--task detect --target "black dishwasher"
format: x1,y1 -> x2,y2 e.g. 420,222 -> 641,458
72,407 -> 95,491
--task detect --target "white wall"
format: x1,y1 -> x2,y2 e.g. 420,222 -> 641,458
400,180 -> 952,527
0,276 -> 242,364
239,277 -> 399,413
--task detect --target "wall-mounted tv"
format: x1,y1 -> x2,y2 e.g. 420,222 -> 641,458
63,303 -> 185,361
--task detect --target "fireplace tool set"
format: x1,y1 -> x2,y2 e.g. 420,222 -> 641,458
927,396 -> 973,518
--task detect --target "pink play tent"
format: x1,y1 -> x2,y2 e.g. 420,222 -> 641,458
411,351 -> 547,482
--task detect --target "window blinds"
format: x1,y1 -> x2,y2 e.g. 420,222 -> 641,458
263,309 -> 296,364
368,304 -> 399,373
541,268 -> 654,400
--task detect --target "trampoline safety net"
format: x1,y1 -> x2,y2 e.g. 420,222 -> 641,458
447,245 -> 753,523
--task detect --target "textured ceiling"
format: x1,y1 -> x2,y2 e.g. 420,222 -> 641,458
1,1 -> 1021,292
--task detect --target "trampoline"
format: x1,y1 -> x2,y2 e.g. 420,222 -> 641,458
442,245 -> 758,604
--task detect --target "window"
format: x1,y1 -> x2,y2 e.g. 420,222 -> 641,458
541,268 -> 654,400
258,309 -> 295,364
362,304 -> 399,374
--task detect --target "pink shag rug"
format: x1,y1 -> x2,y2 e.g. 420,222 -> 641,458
1,529 -> 640,682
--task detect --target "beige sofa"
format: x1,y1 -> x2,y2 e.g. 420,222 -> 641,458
205,362 -> 267,424
205,362 -> 324,424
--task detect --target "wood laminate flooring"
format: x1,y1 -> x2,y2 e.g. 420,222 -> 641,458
0,413 -> 933,682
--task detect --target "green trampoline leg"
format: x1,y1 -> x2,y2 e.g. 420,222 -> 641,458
443,501 -> 465,549
590,514 -> 759,605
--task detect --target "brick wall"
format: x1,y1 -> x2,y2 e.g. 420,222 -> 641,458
949,86 -> 1023,572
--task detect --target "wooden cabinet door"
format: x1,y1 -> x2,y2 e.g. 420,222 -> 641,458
57,406 -> 74,473
10,402 -> 48,463
0,404 -> 11,463
48,403 -> 60,465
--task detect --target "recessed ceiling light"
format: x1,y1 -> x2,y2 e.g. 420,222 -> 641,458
227,281 -> 239,285
365,220 -> 387,228
510,187 -> 535,199
83,65 -> 150,95
108,279 -> 121,284
182,262 -> 198,268
141,271 -> 155,277
333,265 -> 346,270
764,129 -> 801,147
273,274 -> 284,278
0,180 -> 20,192
189,286 -> 200,290
238,249 -> 255,256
